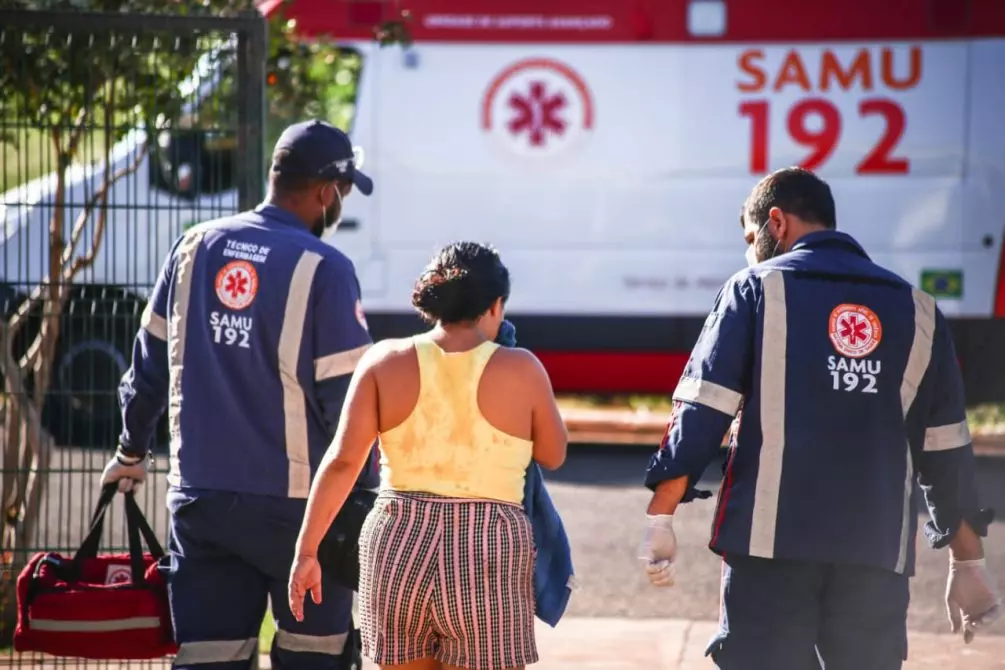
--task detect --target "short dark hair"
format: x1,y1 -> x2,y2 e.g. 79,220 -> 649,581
411,242 -> 511,324
743,167 -> 837,229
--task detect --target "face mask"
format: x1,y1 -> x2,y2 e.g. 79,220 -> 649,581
327,184 -> 344,229
746,219 -> 783,267
312,184 -> 345,239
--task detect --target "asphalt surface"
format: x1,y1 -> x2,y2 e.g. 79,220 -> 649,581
26,445 -> 1005,638
544,445 -> 1005,636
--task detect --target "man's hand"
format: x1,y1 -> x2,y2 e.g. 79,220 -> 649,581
100,450 -> 148,493
946,558 -> 1002,643
638,514 -> 677,587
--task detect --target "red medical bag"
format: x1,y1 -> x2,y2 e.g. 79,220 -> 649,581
13,484 -> 177,659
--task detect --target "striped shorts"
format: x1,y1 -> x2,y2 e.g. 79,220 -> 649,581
358,491 -> 538,669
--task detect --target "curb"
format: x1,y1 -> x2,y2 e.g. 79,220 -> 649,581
560,407 -> 1005,457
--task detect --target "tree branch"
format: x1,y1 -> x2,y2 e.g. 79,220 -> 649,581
0,320 -> 52,557
5,107 -> 89,341
1,328 -> 23,524
64,107 -> 90,166
14,141 -> 149,373
68,143 -> 149,277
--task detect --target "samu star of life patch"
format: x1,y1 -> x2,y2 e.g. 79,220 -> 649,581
828,303 -> 882,359
215,260 -> 259,311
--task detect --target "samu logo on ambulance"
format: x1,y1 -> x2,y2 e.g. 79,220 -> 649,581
827,303 -> 882,394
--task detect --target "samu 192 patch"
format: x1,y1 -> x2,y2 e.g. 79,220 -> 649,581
828,303 -> 882,359
215,260 -> 259,311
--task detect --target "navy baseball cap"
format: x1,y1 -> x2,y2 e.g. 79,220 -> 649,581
270,119 -> 373,196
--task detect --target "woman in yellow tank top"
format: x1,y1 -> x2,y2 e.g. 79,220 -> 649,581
290,242 -> 568,670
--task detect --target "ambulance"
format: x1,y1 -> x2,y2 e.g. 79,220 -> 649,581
3,0 -> 1005,445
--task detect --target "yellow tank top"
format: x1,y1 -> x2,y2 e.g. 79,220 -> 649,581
378,336 -> 533,505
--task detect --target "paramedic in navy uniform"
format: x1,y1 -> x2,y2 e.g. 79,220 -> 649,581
100,120 -> 377,670
638,167 -> 1002,670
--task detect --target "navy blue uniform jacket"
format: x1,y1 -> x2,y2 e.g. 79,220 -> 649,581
646,231 -> 993,576
118,204 -> 379,498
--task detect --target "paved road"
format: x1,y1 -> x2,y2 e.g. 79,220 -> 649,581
543,445 -> 1005,636
24,444 -> 1005,639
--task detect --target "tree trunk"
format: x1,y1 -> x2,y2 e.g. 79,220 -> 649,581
0,321 -> 55,646
0,144 -> 65,643
0,126 -> 147,641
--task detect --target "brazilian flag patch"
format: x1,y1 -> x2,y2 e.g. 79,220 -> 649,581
920,269 -> 963,299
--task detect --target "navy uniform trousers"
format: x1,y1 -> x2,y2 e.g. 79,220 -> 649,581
167,489 -> 359,670
706,554 -> 910,670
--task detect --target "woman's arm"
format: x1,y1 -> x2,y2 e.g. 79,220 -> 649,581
525,351 -> 568,470
295,347 -> 381,559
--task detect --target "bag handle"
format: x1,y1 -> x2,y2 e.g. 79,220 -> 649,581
72,483 -> 165,586
74,483 -> 119,563
123,488 -> 165,558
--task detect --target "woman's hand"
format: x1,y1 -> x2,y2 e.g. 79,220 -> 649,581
288,553 -> 323,622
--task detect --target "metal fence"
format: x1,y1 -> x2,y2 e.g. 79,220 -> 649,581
0,8 -> 267,665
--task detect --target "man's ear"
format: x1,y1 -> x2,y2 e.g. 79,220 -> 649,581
314,181 -> 329,205
768,205 -> 787,240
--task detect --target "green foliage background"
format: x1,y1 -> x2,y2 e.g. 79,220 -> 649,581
0,0 -> 409,187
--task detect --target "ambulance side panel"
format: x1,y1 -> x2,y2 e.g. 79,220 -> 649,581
367,41 -> 1003,318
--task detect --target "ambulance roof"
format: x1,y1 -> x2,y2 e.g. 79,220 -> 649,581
255,0 -> 1005,44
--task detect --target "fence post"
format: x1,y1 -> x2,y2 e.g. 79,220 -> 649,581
237,11 -> 268,211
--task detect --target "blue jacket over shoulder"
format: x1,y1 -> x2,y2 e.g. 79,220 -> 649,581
496,320 -> 574,627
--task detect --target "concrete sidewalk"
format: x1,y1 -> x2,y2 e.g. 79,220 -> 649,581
5,618 -> 1002,669
348,617 -> 1005,670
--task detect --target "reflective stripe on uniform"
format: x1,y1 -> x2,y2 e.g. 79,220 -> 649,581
174,638 -> 258,665
673,377 -> 742,416
749,270 -> 787,559
314,343 -> 371,381
29,616 -> 160,632
895,288 -> 936,574
141,303 -> 168,341
167,229 -> 206,487
924,420 -> 971,452
274,629 -> 347,655
279,251 -> 324,499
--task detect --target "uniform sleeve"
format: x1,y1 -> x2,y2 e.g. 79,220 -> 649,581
645,275 -> 754,500
311,257 -> 373,435
117,240 -> 177,457
915,309 -> 995,548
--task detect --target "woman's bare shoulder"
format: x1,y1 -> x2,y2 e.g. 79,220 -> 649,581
492,346 -> 549,377
360,337 -> 416,369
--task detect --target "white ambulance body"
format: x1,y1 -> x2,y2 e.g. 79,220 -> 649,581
3,0 -> 1005,443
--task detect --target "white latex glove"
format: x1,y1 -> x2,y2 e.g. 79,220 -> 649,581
100,450 -> 148,493
638,514 -> 677,587
946,558 -> 1002,643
